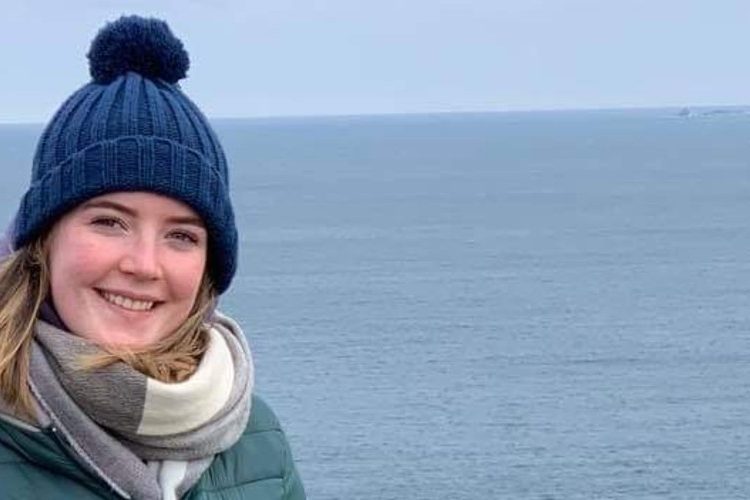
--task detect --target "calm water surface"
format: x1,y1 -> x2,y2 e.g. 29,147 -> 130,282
1,109 -> 750,499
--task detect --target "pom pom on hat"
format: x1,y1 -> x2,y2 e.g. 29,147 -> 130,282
87,15 -> 190,84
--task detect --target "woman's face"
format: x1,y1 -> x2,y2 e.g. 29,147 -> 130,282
46,191 -> 208,348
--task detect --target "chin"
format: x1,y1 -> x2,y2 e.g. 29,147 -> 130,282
85,322 -> 172,350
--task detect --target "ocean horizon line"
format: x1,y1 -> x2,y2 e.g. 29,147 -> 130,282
2,103 -> 750,126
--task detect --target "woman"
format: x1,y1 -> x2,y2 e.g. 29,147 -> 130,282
0,15 -> 305,500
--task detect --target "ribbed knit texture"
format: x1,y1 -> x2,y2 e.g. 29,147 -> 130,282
14,17 -> 237,293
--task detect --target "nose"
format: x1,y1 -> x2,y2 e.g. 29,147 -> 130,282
118,234 -> 162,280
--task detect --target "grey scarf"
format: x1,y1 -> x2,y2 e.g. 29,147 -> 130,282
28,312 -> 254,500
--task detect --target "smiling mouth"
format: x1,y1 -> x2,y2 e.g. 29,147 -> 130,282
95,289 -> 160,312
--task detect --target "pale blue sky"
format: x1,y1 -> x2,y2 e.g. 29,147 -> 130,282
1,0 -> 749,122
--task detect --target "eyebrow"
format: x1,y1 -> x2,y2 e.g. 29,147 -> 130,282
81,200 -> 206,228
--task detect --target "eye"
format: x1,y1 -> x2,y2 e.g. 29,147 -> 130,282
90,216 -> 126,230
168,230 -> 200,245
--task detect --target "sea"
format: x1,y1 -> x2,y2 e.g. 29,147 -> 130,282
1,108 -> 750,499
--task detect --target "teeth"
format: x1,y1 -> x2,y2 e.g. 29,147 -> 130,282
101,291 -> 155,311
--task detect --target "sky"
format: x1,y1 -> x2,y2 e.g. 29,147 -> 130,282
1,0 -> 749,123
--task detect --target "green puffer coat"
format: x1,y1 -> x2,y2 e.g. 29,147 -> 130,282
0,395 -> 305,499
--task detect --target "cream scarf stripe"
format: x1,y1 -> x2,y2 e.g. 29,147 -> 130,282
155,460 -> 187,500
138,328 -> 235,435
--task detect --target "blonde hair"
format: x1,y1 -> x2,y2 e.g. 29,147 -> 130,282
0,236 -> 216,418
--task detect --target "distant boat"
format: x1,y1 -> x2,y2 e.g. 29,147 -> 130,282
677,107 -> 691,117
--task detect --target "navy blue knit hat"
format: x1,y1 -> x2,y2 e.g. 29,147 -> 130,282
14,15 -> 237,293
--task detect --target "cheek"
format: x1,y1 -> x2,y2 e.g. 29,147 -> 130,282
167,255 -> 206,301
50,238 -> 109,284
